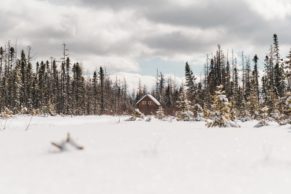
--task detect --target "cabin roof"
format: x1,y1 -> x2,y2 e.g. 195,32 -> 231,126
136,94 -> 161,106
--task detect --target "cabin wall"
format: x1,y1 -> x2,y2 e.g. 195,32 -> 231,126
136,96 -> 159,115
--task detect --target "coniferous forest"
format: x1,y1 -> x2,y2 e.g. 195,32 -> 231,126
0,34 -> 290,125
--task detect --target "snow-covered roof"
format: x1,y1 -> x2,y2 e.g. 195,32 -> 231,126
136,94 -> 161,106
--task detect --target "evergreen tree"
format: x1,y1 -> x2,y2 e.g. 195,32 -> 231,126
92,71 -> 98,114
185,62 -> 196,103
158,72 -> 165,105
232,65 -> 240,109
284,92 -> 291,120
274,62 -> 285,97
246,78 -> 260,118
99,67 -> 105,114
207,85 -> 239,127
224,60 -> 232,98
244,58 -> 251,100
72,63 -> 85,114
175,85 -> 193,121
286,49 -> 291,91
273,34 -> 280,65
65,58 -> 71,114
20,50 -> 27,107
26,60 -> 33,110
12,62 -> 22,112
263,55 -> 277,113
252,54 -> 260,102
272,34 -> 285,97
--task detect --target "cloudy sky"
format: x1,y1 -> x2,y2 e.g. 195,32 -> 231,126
1,0 -> 291,89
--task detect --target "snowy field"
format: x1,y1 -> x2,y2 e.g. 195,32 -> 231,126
0,115 -> 291,194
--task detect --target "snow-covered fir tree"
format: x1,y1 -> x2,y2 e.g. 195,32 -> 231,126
207,85 -> 239,127
175,86 -> 193,121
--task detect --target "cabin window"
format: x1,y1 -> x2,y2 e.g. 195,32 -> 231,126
140,101 -> 154,105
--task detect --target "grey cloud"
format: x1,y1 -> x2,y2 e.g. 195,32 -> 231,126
0,12 -> 25,36
28,26 -> 73,40
145,1 -> 291,57
44,0 -> 165,10
145,0 -> 262,29
2,0 -> 291,74
144,0 -> 270,45
52,0 -> 289,52
144,31 -> 214,55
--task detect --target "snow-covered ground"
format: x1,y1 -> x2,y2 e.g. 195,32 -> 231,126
0,115 -> 290,194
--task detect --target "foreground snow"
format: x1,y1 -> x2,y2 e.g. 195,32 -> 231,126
0,115 -> 291,194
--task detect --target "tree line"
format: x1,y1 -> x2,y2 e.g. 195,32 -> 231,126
0,43 -> 133,115
0,34 -> 290,121
139,34 -> 290,121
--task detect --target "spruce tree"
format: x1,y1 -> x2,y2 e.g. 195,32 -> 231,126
207,85 -> 239,127
92,71 -> 98,114
244,58 -> 251,100
185,62 -> 196,103
284,92 -> 291,121
286,49 -> 291,91
12,62 -> 22,112
274,62 -> 285,97
252,54 -> 260,102
99,67 -> 105,114
246,78 -> 260,119
26,60 -> 33,110
176,85 -> 193,121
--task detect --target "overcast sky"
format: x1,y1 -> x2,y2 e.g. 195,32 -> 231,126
1,0 -> 291,83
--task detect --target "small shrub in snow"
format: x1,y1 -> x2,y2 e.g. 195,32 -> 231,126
40,103 -> 57,116
284,92 -> 291,124
125,109 -> 145,121
134,109 -> 145,118
176,110 -> 194,121
155,106 -> 165,120
281,92 -> 291,124
254,120 -> 269,128
254,106 -> 270,128
238,107 -> 252,122
31,109 -> 41,115
193,104 -> 204,121
203,105 -> 211,119
0,107 -> 13,118
270,108 -> 286,124
20,106 -> 29,114
125,116 -> 136,121
145,117 -> 152,122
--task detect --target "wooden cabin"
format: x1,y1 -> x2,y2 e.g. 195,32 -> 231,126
136,94 -> 161,115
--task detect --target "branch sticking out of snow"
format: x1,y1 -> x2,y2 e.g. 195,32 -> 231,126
51,133 -> 84,152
